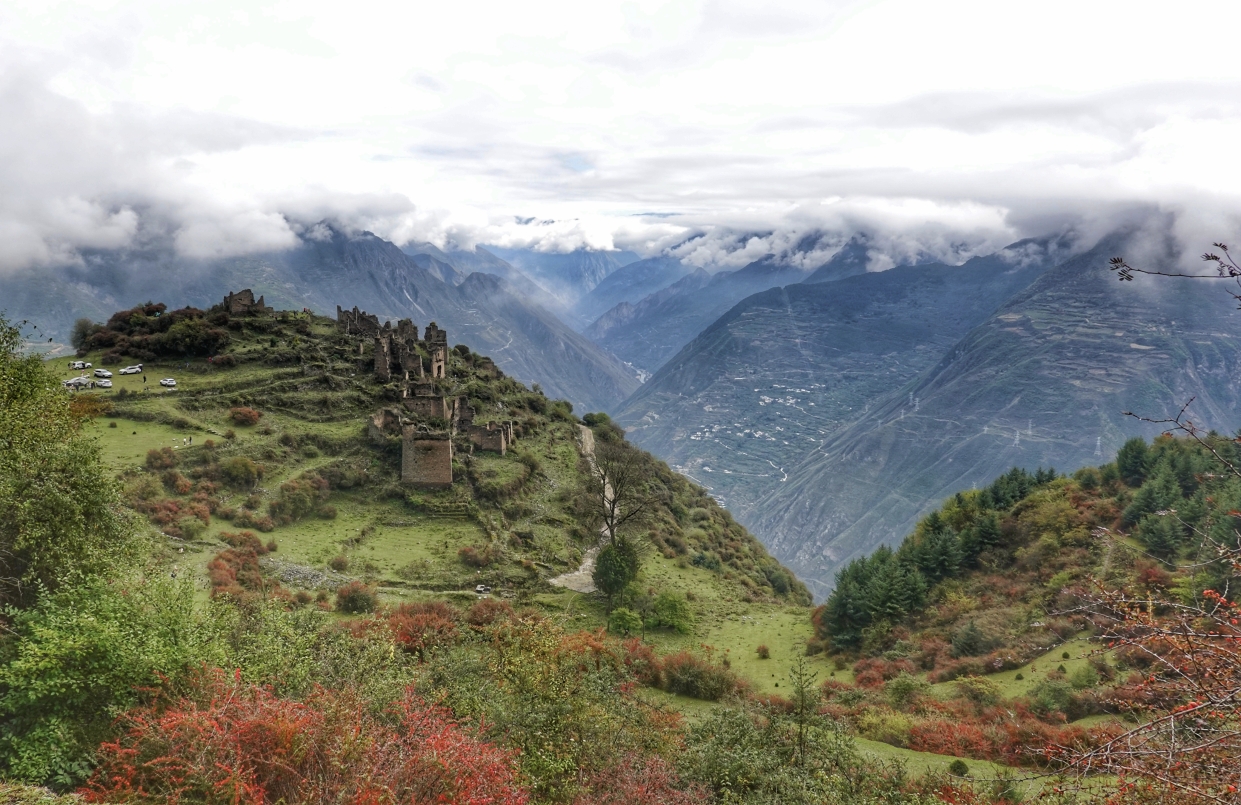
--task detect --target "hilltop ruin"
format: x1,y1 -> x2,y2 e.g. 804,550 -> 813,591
338,306 -> 516,489
223,289 -> 270,315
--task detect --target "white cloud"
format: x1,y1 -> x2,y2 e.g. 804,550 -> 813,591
1,0 -> 1240,273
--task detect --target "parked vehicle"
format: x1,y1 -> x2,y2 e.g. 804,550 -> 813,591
93,369 -> 112,378
159,378 -> 177,388
119,365 -> 142,374
95,378 -> 113,388
62,376 -> 92,388
70,360 -> 92,370
474,584 -> 492,594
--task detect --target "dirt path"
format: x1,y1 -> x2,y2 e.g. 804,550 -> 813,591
549,425 -> 604,593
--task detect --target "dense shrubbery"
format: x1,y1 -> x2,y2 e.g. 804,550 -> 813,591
83,671 -> 529,805
661,649 -> 744,701
267,473 -> 330,524
79,302 -> 230,359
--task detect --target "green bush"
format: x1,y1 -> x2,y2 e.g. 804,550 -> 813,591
593,538 -> 639,600
335,581 -> 377,614
219,457 -> 262,490
1030,679 -> 1074,716
1069,664 -> 1100,690
661,651 -> 741,701
649,591 -> 694,633
0,576 -> 207,786
954,675 -> 1001,707
607,607 -> 642,636
885,672 -> 929,708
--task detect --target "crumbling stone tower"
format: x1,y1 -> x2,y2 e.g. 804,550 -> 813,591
424,322 -> 448,379
401,429 -> 453,488
374,335 -> 393,382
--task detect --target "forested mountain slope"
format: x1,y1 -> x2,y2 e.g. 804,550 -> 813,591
753,231 -> 1241,597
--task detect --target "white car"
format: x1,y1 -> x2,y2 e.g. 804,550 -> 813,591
159,378 -> 177,388
93,369 -> 112,378
119,365 -> 142,375
95,378 -> 113,388
69,360 -> 92,370
474,584 -> 492,594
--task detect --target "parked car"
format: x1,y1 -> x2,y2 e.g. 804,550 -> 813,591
118,365 -> 142,374
69,360 -> 92,370
62,376 -> 92,388
93,369 -> 112,378
95,378 -> 113,388
474,584 -> 492,594
159,378 -> 177,388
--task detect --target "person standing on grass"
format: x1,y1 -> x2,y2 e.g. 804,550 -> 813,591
142,374 -> 146,384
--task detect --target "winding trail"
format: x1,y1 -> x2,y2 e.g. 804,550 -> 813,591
549,425 -> 606,593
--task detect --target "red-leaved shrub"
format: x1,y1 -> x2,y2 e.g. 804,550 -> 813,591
229,406 -> 262,426
388,602 -> 459,658
81,670 -> 529,805
853,657 -> 917,687
572,753 -> 707,805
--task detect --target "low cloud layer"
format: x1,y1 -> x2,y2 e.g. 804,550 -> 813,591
2,0 -> 1240,274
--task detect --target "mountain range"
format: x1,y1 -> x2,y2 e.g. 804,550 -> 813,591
608,229 -> 1241,598
1,229 -> 639,412
613,238 -> 1069,540
11,217 -> 1241,599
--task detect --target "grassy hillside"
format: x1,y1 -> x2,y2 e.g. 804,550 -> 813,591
60,302 -> 807,617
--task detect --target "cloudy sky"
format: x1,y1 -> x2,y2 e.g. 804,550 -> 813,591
3,0 -> 1241,271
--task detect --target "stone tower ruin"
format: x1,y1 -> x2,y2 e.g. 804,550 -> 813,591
342,305 -> 517,488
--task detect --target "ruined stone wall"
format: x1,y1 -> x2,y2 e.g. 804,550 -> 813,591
467,423 -> 507,454
398,343 -> 422,379
223,289 -> 269,315
402,395 -> 450,420
336,305 -> 381,337
367,408 -> 403,444
476,357 -> 501,378
401,430 -> 453,488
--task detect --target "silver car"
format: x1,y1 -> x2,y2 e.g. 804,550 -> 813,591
119,365 -> 142,374
96,378 -> 113,388
159,378 -> 177,388
93,369 -> 113,378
